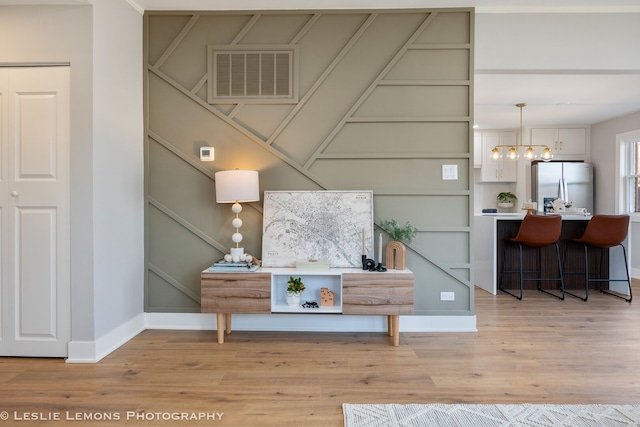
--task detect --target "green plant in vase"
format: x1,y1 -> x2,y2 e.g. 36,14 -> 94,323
497,192 -> 517,209
378,219 -> 417,270
379,219 -> 418,244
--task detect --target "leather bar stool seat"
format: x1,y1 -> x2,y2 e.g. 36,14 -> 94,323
563,214 -> 631,302
499,214 -> 565,300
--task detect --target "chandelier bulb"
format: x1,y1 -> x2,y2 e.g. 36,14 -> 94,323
525,147 -> 535,159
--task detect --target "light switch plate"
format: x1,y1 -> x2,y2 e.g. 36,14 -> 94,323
442,164 -> 458,180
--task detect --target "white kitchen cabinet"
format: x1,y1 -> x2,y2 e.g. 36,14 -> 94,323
474,131 -> 482,168
480,131 -> 517,182
530,128 -> 587,158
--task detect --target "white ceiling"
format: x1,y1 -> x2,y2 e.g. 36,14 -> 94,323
474,72 -> 640,130
4,0 -> 640,130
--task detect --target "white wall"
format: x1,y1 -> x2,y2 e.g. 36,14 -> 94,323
0,5 -> 96,344
0,3 -> 145,362
92,1 -> 145,345
591,110 -> 640,276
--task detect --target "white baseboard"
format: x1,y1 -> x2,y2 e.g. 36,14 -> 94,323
631,267 -> 640,279
66,313 -> 145,363
67,313 -> 476,363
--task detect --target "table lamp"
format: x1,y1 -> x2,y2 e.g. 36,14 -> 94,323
215,169 -> 260,262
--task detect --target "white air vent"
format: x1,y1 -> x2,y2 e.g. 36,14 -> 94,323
208,45 -> 298,104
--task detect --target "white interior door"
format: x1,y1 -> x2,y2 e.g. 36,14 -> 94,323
0,66 -> 70,357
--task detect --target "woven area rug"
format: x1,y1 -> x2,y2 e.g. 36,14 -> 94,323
342,403 -> 640,427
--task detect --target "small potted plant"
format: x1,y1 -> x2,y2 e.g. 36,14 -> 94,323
497,192 -> 517,209
286,276 -> 305,306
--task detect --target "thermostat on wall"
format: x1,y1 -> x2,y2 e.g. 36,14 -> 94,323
200,146 -> 214,161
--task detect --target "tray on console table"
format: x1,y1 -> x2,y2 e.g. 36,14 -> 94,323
200,268 -> 414,346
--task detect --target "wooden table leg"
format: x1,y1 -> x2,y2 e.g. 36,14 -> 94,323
225,313 -> 232,335
216,313 -> 225,344
388,315 -> 393,336
390,315 -> 399,347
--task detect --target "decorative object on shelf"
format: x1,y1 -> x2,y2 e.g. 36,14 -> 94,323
302,301 -> 319,309
215,169 -> 260,262
490,103 -> 553,162
320,288 -> 334,307
551,198 -> 576,213
522,200 -> 538,215
207,254 -> 261,272
286,276 -> 305,306
497,192 -> 517,210
386,241 -> 407,270
379,219 -> 416,271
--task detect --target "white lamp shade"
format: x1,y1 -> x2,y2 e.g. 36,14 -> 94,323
215,170 -> 260,203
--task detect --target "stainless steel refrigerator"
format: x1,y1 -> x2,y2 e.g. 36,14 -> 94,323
531,161 -> 594,214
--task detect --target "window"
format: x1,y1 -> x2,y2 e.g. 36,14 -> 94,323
207,45 -> 298,104
618,130 -> 640,214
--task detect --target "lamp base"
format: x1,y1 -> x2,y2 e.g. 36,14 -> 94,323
230,247 -> 244,258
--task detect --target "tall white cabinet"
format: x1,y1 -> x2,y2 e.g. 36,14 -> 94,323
480,131 -> 517,182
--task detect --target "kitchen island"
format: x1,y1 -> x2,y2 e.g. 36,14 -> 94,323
474,213 -> 602,295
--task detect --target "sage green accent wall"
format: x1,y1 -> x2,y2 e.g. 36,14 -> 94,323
144,9 -> 474,316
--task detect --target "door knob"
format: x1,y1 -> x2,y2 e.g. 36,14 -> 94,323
10,191 -> 18,197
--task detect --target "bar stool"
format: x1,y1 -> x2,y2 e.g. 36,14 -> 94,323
499,214 -> 565,300
562,214 -> 631,302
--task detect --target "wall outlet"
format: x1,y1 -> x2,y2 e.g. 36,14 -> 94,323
440,291 -> 455,301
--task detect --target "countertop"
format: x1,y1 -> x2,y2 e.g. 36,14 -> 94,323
474,212 -> 592,220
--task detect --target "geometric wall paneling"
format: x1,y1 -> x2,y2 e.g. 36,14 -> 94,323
309,158 -> 469,194
375,194 -> 469,228
385,49 -> 470,81
232,105 -> 295,141
146,204 -> 220,312
414,11 -> 471,44
147,270 -> 202,312
147,15 -> 194,65
144,9 -> 474,315
414,231 -> 471,265
407,253 -> 472,315
324,122 -> 470,154
354,86 -> 469,117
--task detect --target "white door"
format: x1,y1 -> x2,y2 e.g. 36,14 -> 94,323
0,66 -> 70,357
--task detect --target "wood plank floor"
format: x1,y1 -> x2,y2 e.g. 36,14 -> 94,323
1,284 -> 640,426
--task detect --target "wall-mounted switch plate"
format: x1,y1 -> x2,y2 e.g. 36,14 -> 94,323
440,291 -> 455,301
200,146 -> 214,161
442,164 -> 458,180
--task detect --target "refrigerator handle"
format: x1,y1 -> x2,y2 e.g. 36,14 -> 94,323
560,178 -> 569,201
558,179 -> 563,200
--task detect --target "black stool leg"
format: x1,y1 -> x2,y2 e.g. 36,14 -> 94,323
565,243 -> 589,301
598,244 -> 633,303
537,242 -> 565,300
499,242 -> 523,300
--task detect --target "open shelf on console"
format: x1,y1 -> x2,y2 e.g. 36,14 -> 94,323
270,271 -> 342,313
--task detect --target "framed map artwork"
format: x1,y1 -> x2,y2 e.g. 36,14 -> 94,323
262,191 -> 374,268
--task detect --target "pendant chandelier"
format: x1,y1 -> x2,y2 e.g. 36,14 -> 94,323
490,103 -> 552,161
